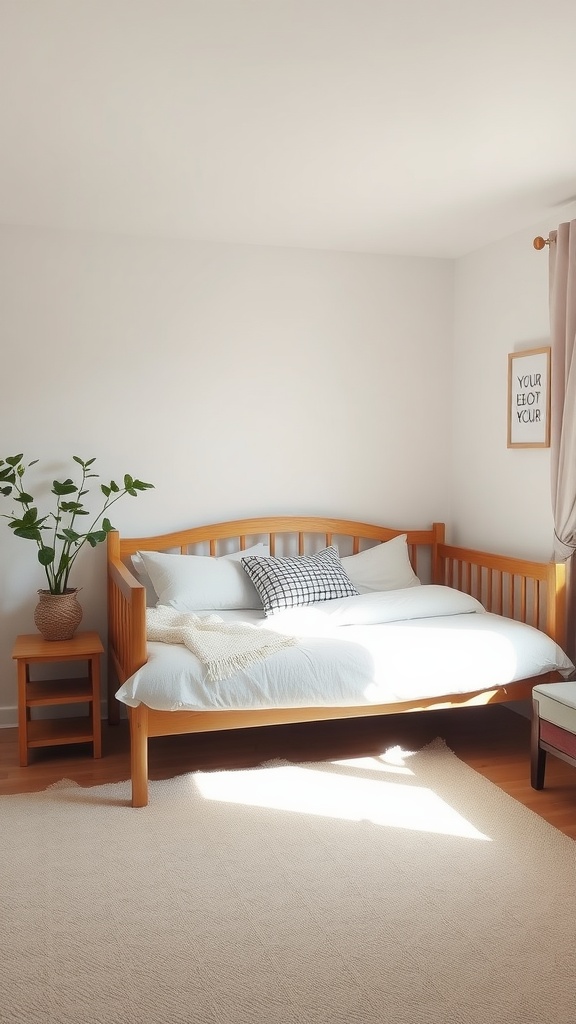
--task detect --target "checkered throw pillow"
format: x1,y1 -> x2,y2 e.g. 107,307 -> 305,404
241,545 -> 358,615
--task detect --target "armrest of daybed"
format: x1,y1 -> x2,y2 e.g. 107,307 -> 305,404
107,532 -> 147,724
436,543 -> 566,649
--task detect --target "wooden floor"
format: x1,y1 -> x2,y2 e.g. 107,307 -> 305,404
1,704 -> 575,837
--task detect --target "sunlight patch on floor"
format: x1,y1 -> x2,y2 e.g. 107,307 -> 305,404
194,758 -> 491,840
331,745 -> 417,775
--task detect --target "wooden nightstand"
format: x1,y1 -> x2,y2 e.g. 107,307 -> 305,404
12,631 -> 104,766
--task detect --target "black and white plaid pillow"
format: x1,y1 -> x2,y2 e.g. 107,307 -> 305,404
241,545 -> 358,615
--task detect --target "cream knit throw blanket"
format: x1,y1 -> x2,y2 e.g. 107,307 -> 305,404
146,605 -> 297,682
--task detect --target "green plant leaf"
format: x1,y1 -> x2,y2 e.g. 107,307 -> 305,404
61,528 -> 80,541
72,456 -> 84,465
86,531 -> 106,547
127,488 -> 138,496
101,484 -> 111,497
38,547 -> 55,565
123,474 -> 134,489
102,518 -> 114,532
52,480 -> 77,496
0,486 -> 12,496
133,480 -> 155,490
0,468 -> 16,483
14,526 -> 43,541
14,492 -> 34,503
5,454 -> 23,467
109,480 -> 119,492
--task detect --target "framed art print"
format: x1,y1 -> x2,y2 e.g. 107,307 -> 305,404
507,346 -> 551,449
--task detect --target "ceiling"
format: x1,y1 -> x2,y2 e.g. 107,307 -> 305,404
1,0 -> 576,259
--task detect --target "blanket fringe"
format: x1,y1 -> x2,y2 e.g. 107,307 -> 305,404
146,605 -> 297,682
206,649 -> 279,682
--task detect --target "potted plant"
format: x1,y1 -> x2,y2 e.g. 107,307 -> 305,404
0,454 -> 154,641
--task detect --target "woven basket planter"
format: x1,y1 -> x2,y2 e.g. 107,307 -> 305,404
33,589 -> 83,642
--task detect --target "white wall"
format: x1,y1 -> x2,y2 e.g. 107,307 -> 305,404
0,225 -> 454,724
451,211 -> 575,560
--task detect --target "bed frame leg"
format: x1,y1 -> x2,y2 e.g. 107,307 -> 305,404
107,651 -> 120,726
129,705 -> 149,807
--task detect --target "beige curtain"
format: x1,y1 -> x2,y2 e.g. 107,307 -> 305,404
549,220 -> 576,561
549,220 -> 576,660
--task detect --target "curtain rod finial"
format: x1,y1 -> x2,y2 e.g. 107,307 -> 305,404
533,236 -> 549,250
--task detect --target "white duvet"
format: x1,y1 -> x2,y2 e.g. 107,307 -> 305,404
115,586 -> 574,712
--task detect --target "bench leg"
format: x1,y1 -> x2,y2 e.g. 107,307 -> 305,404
531,699 -> 546,790
531,745 -> 546,790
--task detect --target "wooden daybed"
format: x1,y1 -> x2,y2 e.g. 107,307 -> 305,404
107,517 -> 568,806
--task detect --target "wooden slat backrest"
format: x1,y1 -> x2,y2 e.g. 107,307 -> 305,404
115,516 -> 446,572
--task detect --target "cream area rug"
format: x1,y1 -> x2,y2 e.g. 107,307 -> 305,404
2,739 -> 576,1024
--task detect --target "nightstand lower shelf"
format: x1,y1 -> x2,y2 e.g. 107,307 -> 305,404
26,718 -> 96,748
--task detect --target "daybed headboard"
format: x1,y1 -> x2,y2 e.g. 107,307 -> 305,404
112,516 -> 444,569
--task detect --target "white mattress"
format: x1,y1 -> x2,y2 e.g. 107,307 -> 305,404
115,586 -> 575,713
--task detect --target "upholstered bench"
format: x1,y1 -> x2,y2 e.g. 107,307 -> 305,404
531,681 -> 576,789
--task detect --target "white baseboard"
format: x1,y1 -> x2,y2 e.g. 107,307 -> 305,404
0,706 -> 17,729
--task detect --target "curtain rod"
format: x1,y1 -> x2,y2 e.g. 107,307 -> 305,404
533,235 -> 553,250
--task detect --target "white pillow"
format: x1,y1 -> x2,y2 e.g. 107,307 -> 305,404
134,542 -> 270,611
131,542 -> 269,587
340,534 -> 421,593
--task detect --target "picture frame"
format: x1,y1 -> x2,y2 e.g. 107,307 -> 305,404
507,346 -> 551,449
